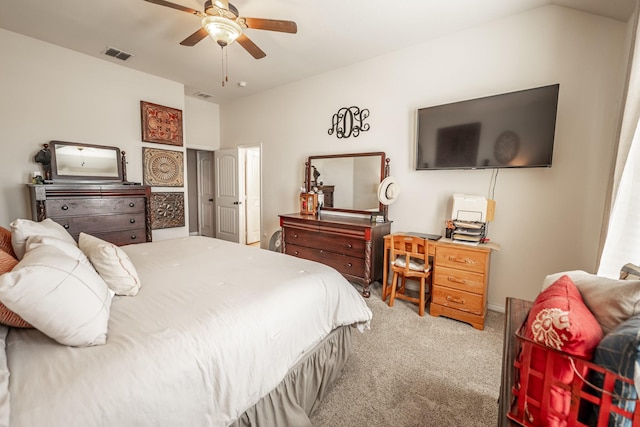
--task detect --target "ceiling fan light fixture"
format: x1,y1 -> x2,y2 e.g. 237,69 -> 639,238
201,16 -> 242,47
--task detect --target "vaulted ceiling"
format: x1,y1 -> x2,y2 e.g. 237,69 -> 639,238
0,0 -> 635,104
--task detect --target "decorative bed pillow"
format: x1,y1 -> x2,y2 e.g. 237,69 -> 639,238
0,227 -> 16,258
0,251 -> 32,328
521,275 -> 603,426
79,232 -> 141,296
592,314 -> 640,427
543,270 -> 640,334
25,235 -> 94,270
0,244 -> 112,346
10,218 -> 77,260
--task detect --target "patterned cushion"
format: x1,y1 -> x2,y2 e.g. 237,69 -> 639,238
592,315 -> 640,426
0,227 -> 16,258
0,251 -> 32,328
521,275 -> 603,426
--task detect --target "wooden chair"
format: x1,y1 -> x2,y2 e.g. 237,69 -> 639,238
385,235 -> 431,316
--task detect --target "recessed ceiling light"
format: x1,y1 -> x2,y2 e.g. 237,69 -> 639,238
238,81 -> 247,87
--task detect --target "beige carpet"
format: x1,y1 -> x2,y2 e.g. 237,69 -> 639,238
310,282 -> 505,427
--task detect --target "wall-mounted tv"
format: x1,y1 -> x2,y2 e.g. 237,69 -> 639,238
415,84 -> 559,170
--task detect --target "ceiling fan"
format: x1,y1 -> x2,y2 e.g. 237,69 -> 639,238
144,0 -> 297,59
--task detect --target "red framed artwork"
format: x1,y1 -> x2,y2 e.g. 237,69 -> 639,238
140,101 -> 183,146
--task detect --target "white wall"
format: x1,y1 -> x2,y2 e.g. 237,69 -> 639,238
0,28 -> 220,241
219,6 -> 630,309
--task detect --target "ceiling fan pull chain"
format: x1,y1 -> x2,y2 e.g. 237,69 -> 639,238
220,46 -> 225,87
225,47 -> 229,84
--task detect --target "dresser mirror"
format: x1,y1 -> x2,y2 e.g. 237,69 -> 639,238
306,152 -> 386,214
50,140 -> 123,182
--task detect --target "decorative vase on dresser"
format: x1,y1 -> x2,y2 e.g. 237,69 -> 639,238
279,213 -> 390,297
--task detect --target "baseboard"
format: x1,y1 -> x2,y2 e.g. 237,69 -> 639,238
488,302 -> 505,313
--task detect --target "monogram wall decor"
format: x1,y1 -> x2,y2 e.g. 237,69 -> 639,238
328,106 -> 370,139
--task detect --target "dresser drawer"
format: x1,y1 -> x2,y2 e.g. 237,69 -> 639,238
46,197 -> 146,216
285,243 -> 366,278
50,213 -> 146,237
284,227 -> 365,257
89,228 -> 147,246
433,265 -> 485,294
432,285 -> 484,315
435,246 -> 488,274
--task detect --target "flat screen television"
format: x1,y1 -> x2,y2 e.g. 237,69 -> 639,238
415,84 -> 559,170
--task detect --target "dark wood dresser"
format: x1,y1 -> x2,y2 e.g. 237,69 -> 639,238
279,213 -> 391,297
28,184 -> 152,246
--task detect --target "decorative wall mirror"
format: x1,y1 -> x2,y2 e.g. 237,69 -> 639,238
306,152 -> 387,215
50,140 -> 124,182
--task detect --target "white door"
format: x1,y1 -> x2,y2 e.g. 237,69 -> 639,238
197,151 -> 214,237
245,148 -> 260,244
215,148 -> 244,243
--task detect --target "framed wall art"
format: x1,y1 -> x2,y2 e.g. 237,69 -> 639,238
143,147 -> 184,187
140,101 -> 183,146
150,192 -> 185,229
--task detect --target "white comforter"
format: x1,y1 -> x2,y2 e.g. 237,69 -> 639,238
2,237 -> 372,427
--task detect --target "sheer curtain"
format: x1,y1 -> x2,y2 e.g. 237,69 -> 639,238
598,5 -> 640,278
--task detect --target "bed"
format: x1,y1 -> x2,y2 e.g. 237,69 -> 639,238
0,222 -> 372,427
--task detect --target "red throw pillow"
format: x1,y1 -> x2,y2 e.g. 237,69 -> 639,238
520,275 -> 603,426
0,251 -> 32,328
0,226 -> 16,258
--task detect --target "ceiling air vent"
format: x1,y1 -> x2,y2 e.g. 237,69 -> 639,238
194,91 -> 213,99
103,47 -> 133,61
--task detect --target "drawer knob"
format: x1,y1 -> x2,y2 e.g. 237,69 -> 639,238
347,243 -> 352,248
130,235 -> 137,240
347,262 -> 352,268
129,202 -> 135,207
130,218 -> 136,224
61,205 -> 69,210
447,276 -> 467,284
63,224 -> 70,229
294,250 -> 299,255
293,234 -> 298,238
446,295 -> 465,305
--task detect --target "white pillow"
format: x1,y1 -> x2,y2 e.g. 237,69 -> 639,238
25,235 -> 94,270
10,218 -> 77,260
79,233 -> 141,296
0,244 -> 112,347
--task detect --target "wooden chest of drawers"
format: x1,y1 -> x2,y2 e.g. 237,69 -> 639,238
279,213 -> 390,297
431,242 -> 491,330
28,184 -> 152,246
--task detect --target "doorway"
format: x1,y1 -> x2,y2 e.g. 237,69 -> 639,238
187,146 -> 261,246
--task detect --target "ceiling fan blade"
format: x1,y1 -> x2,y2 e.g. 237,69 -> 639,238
180,28 -> 209,46
144,0 -> 204,16
236,34 -> 266,59
241,18 -> 297,34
